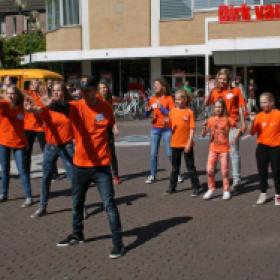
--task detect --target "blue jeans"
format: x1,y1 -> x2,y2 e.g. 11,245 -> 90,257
150,128 -> 172,177
0,145 -> 32,198
229,127 -> 241,183
40,142 -> 74,208
72,165 -> 123,247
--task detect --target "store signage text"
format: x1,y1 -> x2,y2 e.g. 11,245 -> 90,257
218,4 -> 280,23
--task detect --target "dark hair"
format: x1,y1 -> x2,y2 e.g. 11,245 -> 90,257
7,85 -> 25,108
98,80 -> 112,101
154,77 -> 171,96
80,76 -> 98,89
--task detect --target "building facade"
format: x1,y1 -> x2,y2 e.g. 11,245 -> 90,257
0,0 -> 46,37
24,0 -> 280,103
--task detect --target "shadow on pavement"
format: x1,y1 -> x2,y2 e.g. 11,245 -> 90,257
121,169 -> 165,182
86,216 -> 193,252
47,193 -> 148,216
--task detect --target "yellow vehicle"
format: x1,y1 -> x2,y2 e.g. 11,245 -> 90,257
0,68 -> 63,89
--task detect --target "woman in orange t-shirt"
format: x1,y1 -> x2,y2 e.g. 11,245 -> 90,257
25,82 -> 74,218
249,92 -> 280,206
0,85 -> 33,207
145,78 -> 175,184
202,99 -> 240,200
164,89 -> 200,196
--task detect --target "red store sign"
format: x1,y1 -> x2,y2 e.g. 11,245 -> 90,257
218,4 -> 280,23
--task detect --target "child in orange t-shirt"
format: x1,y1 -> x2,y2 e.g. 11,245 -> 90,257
249,92 -> 280,206
202,99 -> 240,200
164,90 -> 200,196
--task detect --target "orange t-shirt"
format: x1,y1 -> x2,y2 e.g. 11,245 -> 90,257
0,100 -> 26,148
24,90 -> 45,132
69,99 -> 115,167
40,108 -> 73,145
148,95 -> 175,128
207,116 -> 236,153
252,109 -> 280,147
208,87 -> 245,122
170,107 -> 195,148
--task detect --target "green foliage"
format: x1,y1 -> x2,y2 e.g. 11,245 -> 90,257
0,31 -> 46,68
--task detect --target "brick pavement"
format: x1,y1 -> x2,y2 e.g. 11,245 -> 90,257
0,119 -> 279,280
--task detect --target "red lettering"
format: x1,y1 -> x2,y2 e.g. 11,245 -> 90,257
275,4 -> 280,19
241,4 -> 251,21
255,6 -> 264,20
218,5 -> 230,22
264,5 -> 274,20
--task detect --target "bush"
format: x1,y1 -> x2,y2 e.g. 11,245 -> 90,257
0,31 -> 46,68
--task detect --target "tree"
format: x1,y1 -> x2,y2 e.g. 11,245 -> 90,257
0,31 -> 46,68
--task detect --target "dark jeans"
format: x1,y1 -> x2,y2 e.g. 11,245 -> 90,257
0,145 -> 32,198
108,129 -> 119,177
24,130 -> 58,178
169,147 -> 200,192
72,165 -> 123,247
40,142 -> 74,209
256,144 -> 280,194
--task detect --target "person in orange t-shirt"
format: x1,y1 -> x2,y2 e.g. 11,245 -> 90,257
202,99 -> 240,201
56,77 -> 124,258
25,82 -> 74,218
207,68 -> 246,190
98,80 -> 121,185
0,85 -> 33,207
145,77 -> 175,184
249,92 -> 280,206
164,90 -> 200,196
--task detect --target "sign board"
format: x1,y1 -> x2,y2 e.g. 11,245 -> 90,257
218,4 -> 280,23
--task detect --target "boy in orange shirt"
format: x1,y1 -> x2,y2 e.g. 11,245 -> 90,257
164,90 -> 200,196
202,99 -> 240,200
249,92 -> 280,206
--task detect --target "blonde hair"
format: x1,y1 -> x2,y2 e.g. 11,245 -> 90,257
260,92 -> 275,107
216,68 -> 232,90
175,89 -> 191,106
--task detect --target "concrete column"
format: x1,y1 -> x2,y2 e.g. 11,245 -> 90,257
81,60 -> 92,76
81,0 -> 90,50
151,0 -> 160,47
150,57 -> 161,89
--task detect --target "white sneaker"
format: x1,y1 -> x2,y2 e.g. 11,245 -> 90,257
203,190 -> 214,200
177,174 -> 184,183
21,197 -> 33,208
256,193 -> 267,205
275,195 -> 280,206
222,191 -> 231,200
145,175 -> 156,184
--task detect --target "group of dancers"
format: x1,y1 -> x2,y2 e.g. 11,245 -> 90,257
0,67 -> 279,259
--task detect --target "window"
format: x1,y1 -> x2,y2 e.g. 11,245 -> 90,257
194,0 -> 224,10
63,0 -> 79,26
12,17 -> 17,35
0,16 -> 6,35
263,0 -> 280,3
46,0 -> 60,31
160,0 -> 193,20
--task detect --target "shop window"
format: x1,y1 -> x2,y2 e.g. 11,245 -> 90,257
63,0 -> 79,26
160,0 -> 193,20
12,17 -> 17,35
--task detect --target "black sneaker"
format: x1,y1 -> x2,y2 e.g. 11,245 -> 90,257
163,189 -> 175,196
56,234 -> 84,247
191,188 -> 200,197
109,245 -> 125,259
